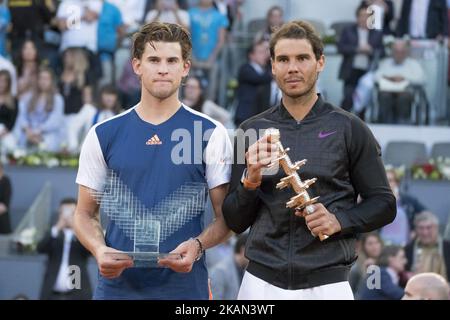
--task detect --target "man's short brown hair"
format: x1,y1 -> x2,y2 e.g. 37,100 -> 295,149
131,22 -> 192,61
269,20 -> 324,61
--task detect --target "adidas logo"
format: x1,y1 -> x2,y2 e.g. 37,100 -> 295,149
146,134 -> 162,145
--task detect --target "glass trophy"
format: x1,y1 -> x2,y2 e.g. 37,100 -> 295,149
92,170 -> 207,267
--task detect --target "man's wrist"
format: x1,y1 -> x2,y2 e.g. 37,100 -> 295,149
191,238 -> 204,261
243,169 -> 261,190
243,177 -> 261,190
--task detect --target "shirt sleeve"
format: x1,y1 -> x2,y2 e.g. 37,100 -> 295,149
76,126 -> 108,192
204,123 -> 232,189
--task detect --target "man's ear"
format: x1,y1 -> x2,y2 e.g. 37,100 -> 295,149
271,58 -> 275,75
132,57 -> 142,77
317,54 -> 325,73
182,59 -> 191,78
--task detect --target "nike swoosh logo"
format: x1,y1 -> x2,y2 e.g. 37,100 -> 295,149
318,131 -> 337,139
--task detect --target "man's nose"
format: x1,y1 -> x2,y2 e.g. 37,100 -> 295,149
287,61 -> 300,73
158,61 -> 169,74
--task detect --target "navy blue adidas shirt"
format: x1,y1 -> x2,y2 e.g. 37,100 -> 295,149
76,104 -> 232,299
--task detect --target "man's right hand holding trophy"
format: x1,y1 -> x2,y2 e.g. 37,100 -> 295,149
243,128 -> 342,241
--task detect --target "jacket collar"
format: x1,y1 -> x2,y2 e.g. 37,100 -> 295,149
274,94 -> 327,123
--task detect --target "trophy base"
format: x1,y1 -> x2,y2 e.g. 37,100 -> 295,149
105,252 -> 182,268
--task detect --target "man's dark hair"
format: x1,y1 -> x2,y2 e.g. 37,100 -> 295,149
376,245 -> 403,267
269,20 -> 324,61
356,3 -> 369,17
131,22 -> 192,61
267,5 -> 283,19
247,40 -> 266,58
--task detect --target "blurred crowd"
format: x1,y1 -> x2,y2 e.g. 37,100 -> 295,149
0,0 -> 447,155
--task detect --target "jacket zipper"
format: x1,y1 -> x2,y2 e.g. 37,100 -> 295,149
288,124 -> 301,289
288,208 -> 294,289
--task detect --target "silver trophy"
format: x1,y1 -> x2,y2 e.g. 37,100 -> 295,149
91,170 -> 208,267
265,128 -> 329,241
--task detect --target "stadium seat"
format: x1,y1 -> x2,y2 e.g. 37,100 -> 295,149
431,142 -> 450,159
384,141 -> 428,167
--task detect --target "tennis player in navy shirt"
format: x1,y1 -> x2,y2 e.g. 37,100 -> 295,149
74,22 -> 233,300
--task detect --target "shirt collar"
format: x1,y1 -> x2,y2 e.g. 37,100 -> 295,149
276,94 -> 326,123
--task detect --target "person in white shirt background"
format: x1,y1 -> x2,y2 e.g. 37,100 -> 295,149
56,0 -> 103,53
375,39 -> 425,124
145,0 -> 190,30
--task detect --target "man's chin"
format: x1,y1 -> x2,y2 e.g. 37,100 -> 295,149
150,89 -> 176,100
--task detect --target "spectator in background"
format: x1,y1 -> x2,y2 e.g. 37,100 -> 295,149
405,211 -> 450,281
209,233 -> 248,300
214,0 -> 242,32
380,168 -> 426,245
15,40 -> 41,98
0,0 -> 10,58
109,0 -> 149,30
97,0 -> 126,87
145,0 -> 190,29
337,4 -> 384,111
59,48 -> 91,116
234,40 -> 272,126
182,76 -> 232,127
117,60 -> 141,109
358,245 -> 407,300
0,162 -> 12,234
349,232 -> 384,295
189,0 -> 228,88
67,85 -> 120,153
0,70 -> 18,141
403,272 -> 450,300
374,39 -> 425,124
13,67 -> 64,152
360,0 -> 395,35
254,5 -> 284,43
56,0 -> 103,54
0,54 -> 17,96
397,0 -> 448,40
38,198 -> 92,300
8,0 -> 55,57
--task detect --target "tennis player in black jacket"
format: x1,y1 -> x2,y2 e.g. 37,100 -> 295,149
222,20 -> 396,300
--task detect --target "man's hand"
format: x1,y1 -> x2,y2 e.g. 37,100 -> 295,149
359,44 -> 373,55
158,239 -> 199,273
95,246 -> 134,279
296,203 -> 342,237
245,135 -> 278,185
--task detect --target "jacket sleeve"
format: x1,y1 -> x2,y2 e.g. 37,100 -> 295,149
333,116 -> 396,234
222,127 -> 261,234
